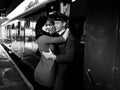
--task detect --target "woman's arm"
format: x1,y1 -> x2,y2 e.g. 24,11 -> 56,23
42,35 -> 64,43
40,29 -> 69,44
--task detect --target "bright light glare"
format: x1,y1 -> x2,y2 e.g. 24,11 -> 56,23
6,0 -> 50,20
72,0 -> 76,2
7,0 -> 30,19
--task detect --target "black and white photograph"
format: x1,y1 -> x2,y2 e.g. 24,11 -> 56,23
3,0 -> 120,90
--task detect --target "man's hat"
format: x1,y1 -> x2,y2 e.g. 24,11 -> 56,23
49,12 -> 69,21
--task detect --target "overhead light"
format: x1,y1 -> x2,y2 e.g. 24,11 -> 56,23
72,0 -> 76,2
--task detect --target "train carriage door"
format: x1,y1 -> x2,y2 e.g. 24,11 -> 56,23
116,7 -> 120,90
84,0 -> 118,90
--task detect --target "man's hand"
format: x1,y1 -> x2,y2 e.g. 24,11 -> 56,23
42,49 -> 56,60
62,28 -> 69,41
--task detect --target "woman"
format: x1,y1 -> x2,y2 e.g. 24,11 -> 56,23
34,16 -> 69,89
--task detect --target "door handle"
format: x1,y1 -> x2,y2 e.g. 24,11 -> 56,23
87,69 -> 102,87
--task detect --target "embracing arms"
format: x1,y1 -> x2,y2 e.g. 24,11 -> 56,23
40,28 -> 69,44
42,33 -> 76,63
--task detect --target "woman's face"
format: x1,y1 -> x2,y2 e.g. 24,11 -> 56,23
42,20 -> 56,34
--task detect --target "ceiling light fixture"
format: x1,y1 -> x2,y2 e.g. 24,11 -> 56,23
72,0 -> 76,2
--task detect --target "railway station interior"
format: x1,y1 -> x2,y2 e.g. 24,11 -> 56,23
0,0 -> 120,90
0,0 -> 86,90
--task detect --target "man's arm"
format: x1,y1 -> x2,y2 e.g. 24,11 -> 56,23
55,34 -> 75,62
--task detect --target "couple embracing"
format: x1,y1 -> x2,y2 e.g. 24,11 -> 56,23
34,12 -> 76,90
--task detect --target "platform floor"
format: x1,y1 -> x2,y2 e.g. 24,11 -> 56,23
0,44 -> 33,90
4,41 -> 40,69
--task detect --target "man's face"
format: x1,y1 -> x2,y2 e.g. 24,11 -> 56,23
54,21 -> 64,32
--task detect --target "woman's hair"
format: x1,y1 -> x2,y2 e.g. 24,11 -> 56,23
35,15 -> 47,39
35,16 -> 58,39
47,17 -> 54,25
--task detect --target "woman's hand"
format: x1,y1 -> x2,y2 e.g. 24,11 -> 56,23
62,28 -> 69,41
42,49 -> 56,60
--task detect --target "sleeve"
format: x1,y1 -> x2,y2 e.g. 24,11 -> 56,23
56,35 -> 75,62
42,35 -> 65,44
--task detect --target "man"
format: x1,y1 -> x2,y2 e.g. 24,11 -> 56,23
43,12 -> 76,90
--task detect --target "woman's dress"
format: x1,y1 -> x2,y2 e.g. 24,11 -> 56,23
34,35 -> 65,87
